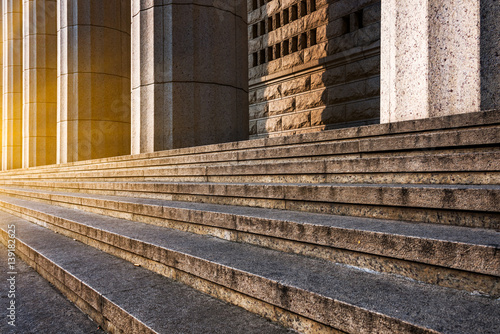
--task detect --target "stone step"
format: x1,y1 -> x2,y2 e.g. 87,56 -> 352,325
1,151 -> 498,185
0,110 -> 498,180
0,243 -> 105,334
0,191 -> 498,298
0,212 -> 292,334
1,181 -> 498,228
0,200 -> 498,334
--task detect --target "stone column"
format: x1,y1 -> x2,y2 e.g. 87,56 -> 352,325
381,0 -> 481,123
23,0 -> 57,168
480,0 -> 500,111
131,0 -> 248,154
57,0 -> 131,163
2,0 -> 23,170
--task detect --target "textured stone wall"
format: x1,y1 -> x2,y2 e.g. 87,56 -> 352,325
248,0 -> 381,139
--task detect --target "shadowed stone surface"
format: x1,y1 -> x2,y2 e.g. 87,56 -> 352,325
0,243 -> 104,334
0,213 -> 292,334
131,0 -> 249,153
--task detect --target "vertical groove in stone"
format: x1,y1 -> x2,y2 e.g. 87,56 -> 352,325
2,0 -> 23,170
131,1 -> 249,154
23,0 -> 57,168
57,0 -> 131,164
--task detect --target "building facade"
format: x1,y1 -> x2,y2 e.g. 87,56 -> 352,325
1,0 -> 499,168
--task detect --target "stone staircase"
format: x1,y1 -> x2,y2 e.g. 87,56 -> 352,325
0,110 -> 498,333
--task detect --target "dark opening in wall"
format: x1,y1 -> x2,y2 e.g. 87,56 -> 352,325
343,15 -> 351,34
291,5 -> 298,21
259,49 -> 266,64
291,36 -> 298,52
300,1 -> 308,17
275,13 -> 281,28
275,44 -> 281,58
252,24 -> 258,39
267,46 -> 274,61
310,28 -> 317,46
268,17 -> 274,32
300,32 -> 307,50
252,0 -> 258,11
310,0 -> 316,12
283,8 -> 289,25
356,10 -> 364,29
260,20 -> 266,36
252,52 -> 258,67
259,0 -> 265,7
283,40 -> 290,56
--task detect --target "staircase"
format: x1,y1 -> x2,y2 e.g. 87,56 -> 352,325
0,110 -> 499,333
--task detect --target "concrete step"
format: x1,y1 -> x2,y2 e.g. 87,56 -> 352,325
0,110 -> 498,181
0,212 -> 292,334
0,151 -> 498,185
0,201 -> 499,334
0,243 -> 105,334
1,181 -> 498,228
0,191 -> 498,298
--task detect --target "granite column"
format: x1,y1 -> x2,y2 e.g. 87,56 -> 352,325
57,0 -> 131,163
131,0 -> 248,154
23,0 -> 57,168
381,0 -> 482,123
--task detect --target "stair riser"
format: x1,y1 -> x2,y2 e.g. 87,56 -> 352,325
1,195 -> 498,299
0,228 -> 156,334
2,171 -> 498,186
2,183 -> 498,229
0,205 -> 439,334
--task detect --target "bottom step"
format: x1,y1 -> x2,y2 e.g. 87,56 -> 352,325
0,243 -> 104,334
0,212 -> 292,334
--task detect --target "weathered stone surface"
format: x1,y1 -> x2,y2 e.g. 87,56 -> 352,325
131,1 -> 249,154
2,0 -> 22,170
381,0 -> 481,123
58,0 -> 131,163
22,0 -> 57,168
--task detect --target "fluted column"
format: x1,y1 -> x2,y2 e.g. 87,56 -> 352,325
381,0 -> 481,123
2,0 -> 23,170
23,0 -> 57,168
131,0 -> 248,154
57,0 -> 131,163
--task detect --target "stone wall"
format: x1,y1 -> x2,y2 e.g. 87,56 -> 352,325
248,0 -> 381,138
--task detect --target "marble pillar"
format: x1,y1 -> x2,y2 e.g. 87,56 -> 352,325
57,0 -> 131,163
2,0 -> 23,170
381,0 -> 481,123
131,0 -> 249,154
23,0 -> 57,168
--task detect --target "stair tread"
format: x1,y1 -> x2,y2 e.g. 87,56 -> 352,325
1,187 -> 498,247
1,197 -> 499,333
0,241 -> 104,334
0,211 -> 291,333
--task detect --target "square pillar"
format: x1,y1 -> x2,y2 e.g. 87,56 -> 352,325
57,0 -> 131,163
23,0 -> 57,168
131,0 -> 249,154
381,0 -> 481,123
2,0 -> 23,170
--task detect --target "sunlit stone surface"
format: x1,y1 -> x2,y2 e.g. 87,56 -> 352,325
57,0 -> 131,163
22,0 -> 57,168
